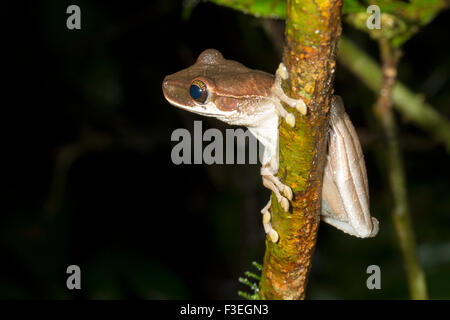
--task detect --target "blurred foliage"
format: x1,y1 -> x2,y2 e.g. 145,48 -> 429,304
2,0 -> 449,299
238,262 -> 263,300
345,0 -> 448,47
209,0 -> 448,47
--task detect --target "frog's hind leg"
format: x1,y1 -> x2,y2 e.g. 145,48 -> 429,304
261,166 -> 292,212
261,198 -> 279,243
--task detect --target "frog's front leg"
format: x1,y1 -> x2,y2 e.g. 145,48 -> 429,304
257,63 -> 308,242
270,63 -> 308,127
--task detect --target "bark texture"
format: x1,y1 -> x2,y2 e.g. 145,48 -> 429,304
259,0 -> 343,300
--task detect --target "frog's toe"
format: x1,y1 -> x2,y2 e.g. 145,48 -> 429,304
281,197 -> 290,212
263,222 -> 279,243
263,212 -> 271,224
268,229 -> 279,243
283,185 -> 293,201
295,99 -> 307,115
286,113 -> 295,127
277,63 -> 289,80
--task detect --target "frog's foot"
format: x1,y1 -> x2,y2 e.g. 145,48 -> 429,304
261,166 -> 293,212
261,199 -> 279,243
272,98 -> 296,127
271,63 -> 307,116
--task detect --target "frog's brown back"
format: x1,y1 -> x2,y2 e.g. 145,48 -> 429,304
194,49 -> 274,98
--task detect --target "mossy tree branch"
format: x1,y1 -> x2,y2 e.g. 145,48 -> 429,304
258,0 -> 342,299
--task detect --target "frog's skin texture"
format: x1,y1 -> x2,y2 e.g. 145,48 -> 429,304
162,49 -> 378,242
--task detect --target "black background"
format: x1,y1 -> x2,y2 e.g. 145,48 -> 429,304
2,0 -> 450,299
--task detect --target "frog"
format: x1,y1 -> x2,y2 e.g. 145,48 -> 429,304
162,49 -> 378,243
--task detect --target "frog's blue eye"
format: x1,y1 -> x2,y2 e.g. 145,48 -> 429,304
190,79 -> 208,103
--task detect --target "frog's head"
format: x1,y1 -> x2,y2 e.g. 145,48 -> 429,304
162,49 -> 274,122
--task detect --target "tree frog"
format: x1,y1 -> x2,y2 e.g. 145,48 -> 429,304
162,49 -> 379,243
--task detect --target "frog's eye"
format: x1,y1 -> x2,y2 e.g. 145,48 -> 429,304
189,79 -> 208,103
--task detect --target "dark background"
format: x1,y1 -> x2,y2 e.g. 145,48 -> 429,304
2,0 -> 449,299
